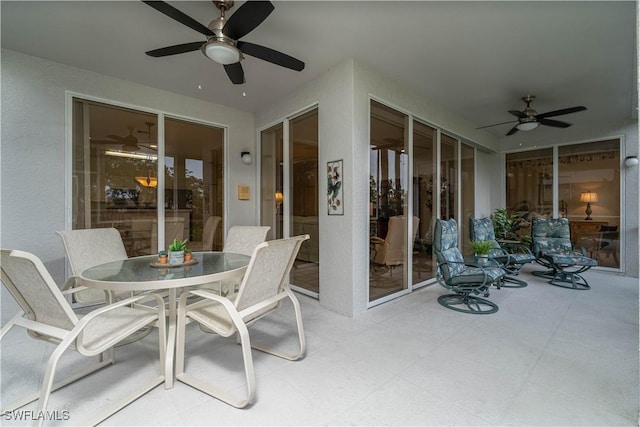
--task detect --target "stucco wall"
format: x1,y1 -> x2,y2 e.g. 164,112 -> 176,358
1,49 -> 255,286
254,60 -> 356,316
255,58 -> 501,316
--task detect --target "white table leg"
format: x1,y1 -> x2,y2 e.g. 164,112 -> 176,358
165,288 -> 177,389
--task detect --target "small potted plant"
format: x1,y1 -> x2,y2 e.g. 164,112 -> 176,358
470,240 -> 494,265
168,238 -> 188,265
158,250 -> 168,264
183,248 -> 192,263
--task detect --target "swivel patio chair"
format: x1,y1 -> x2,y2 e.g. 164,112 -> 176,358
0,249 -> 166,427
531,217 -> 598,290
469,217 -> 535,287
57,227 -> 129,305
433,219 -> 505,314
175,235 -> 309,408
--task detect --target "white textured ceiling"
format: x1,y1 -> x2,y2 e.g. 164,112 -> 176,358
1,1 -> 636,138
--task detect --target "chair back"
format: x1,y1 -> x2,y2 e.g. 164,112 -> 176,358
223,226 -> 270,256
1,250 -> 78,332
469,217 -> 502,253
57,228 -> 128,304
375,216 -> 420,266
531,217 -> 572,256
57,228 -> 128,275
234,235 -> 309,319
152,217 -> 185,252
202,216 -> 222,251
433,219 -> 465,280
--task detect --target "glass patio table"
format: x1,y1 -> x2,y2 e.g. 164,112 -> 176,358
79,251 -> 250,388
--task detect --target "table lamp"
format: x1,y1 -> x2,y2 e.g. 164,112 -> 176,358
579,191 -> 598,220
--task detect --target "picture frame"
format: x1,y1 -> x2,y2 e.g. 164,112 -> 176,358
327,159 -> 344,215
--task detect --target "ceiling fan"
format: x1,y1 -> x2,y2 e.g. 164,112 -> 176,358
142,0 -> 305,85
92,123 -> 156,152
477,95 -> 587,136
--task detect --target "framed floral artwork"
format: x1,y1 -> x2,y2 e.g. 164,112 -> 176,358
327,159 -> 343,215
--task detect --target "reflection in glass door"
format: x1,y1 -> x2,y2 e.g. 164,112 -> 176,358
460,143 -> 475,255
72,98 -> 225,259
260,108 -> 320,297
260,123 -> 284,241
289,109 -> 319,294
164,117 -> 224,252
558,140 -> 620,269
369,100 -> 410,301
412,121 -> 436,285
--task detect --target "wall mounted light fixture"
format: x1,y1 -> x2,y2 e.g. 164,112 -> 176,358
241,151 -> 252,165
624,155 -> 639,168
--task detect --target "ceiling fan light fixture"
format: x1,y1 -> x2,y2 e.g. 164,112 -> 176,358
203,40 -> 241,65
516,121 -> 540,131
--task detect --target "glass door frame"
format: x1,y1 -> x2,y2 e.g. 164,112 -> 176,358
256,103 -> 320,299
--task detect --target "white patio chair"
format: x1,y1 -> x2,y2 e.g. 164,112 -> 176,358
57,227 -> 129,305
372,216 -> 420,274
190,215 -> 222,251
201,225 -> 270,295
0,249 -> 166,427
175,234 -> 309,408
223,225 -> 271,256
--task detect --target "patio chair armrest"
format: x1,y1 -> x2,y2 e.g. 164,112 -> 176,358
79,293 -> 166,325
61,276 -> 78,291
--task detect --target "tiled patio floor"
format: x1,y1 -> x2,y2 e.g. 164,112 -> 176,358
1,264 -> 638,426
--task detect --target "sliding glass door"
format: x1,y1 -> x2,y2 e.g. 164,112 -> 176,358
71,97 -> 224,257
260,108 -> 320,297
369,100 -> 410,300
369,99 -> 477,304
506,139 -> 621,269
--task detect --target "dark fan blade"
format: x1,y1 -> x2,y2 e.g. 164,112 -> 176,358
539,118 -> 571,128
475,120 -> 517,130
146,42 -> 204,57
536,106 -> 586,119
107,135 -> 124,141
222,1 -> 274,40
142,1 -> 214,36
506,126 -> 520,136
224,62 -> 245,85
237,41 -> 304,71
508,110 -> 527,118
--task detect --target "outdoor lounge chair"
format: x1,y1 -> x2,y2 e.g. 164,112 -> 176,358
175,235 -> 309,408
531,217 -> 598,290
433,219 -> 505,314
0,249 -> 166,427
469,217 -> 535,287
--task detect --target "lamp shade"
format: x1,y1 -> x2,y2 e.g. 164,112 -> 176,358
579,191 -> 598,203
135,175 -> 158,188
204,41 -> 241,65
275,191 -> 284,204
516,121 -> 540,131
